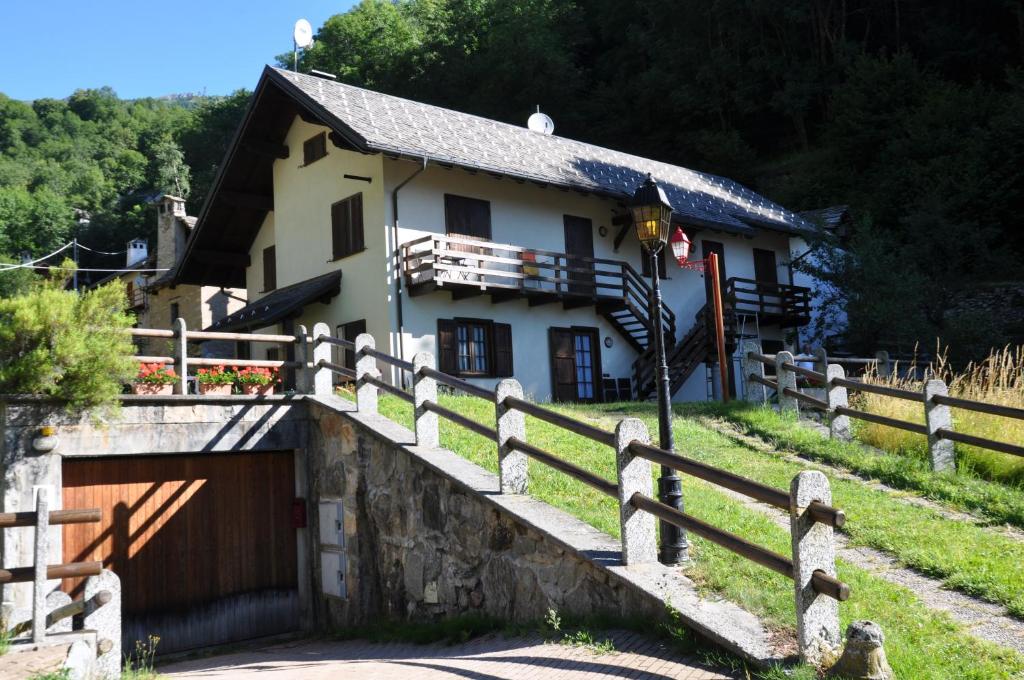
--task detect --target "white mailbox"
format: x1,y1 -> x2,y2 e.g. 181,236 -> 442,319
318,501 -> 345,548
320,550 -> 347,599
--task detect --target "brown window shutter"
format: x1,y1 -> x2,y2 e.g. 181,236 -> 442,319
351,193 -> 364,252
331,202 -> 346,260
492,323 -> 513,377
263,245 -> 277,291
437,318 -> 458,374
640,247 -> 667,278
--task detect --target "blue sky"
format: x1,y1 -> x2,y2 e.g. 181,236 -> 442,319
0,1 -> 356,101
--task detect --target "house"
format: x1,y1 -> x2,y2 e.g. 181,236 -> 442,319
94,194 -> 247,355
174,67 -> 818,402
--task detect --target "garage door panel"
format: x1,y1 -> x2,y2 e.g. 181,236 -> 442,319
62,452 -> 298,654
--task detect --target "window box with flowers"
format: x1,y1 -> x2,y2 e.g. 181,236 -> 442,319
196,366 -> 235,395
133,363 -> 179,395
236,366 -> 279,396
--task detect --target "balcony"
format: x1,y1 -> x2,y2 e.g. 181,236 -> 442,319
724,277 -> 811,328
401,234 -> 675,352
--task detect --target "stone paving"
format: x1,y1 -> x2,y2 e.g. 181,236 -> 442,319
0,642 -> 68,680
161,632 -> 738,680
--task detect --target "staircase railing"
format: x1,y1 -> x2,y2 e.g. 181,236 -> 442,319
401,233 -> 675,342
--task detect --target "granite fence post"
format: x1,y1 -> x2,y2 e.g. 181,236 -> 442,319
413,352 -> 438,448
790,470 -> 841,666
85,570 -> 122,680
875,350 -> 891,379
923,379 -> 955,472
812,347 -> 829,403
174,317 -> 188,395
740,339 -> 767,404
776,351 -> 799,414
293,324 -> 310,394
32,489 -> 48,644
826,364 -> 851,441
495,379 -> 527,494
311,323 -> 332,396
354,332 -> 378,414
615,418 -> 656,565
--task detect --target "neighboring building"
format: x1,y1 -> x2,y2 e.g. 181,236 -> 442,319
95,195 -> 247,354
175,67 -> 819,402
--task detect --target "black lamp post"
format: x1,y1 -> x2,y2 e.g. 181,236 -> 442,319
630,174 -> 688,565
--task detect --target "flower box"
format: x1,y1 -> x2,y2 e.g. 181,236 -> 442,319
199,383 -> 232,396
241,383 -> 275,396
131,383 -> 173,396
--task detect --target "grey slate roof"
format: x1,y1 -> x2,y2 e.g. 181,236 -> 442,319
272,68 -> 813,236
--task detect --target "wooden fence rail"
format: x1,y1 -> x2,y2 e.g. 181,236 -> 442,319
308,329 -> 850,666
743,340 -> 1024,470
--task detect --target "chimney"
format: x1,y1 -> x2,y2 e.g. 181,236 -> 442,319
156,195 -> 189,273
126,239 -> 149,268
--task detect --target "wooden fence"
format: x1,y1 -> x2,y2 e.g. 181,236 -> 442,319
1,492 -> 121,676
741,340 -> 1024,472
117,321 -> 853,663
306,323 -> 850,666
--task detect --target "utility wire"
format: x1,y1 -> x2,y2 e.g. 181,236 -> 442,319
1,241 -> 74,268
0,264 -> 169,273
76,243 -> 127,255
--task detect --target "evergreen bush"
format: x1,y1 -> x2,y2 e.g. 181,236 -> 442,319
0,263 -> 135,416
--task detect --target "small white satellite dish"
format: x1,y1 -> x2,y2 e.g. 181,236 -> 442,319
528,106 -> 555,136
293,19 -> 314,48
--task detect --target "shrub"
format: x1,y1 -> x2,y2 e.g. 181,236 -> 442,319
0,263 -> 135,417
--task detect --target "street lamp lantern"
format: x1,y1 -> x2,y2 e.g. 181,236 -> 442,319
669,226 -> 691,266
630,174 -> 674,249
629,174 -> 688,566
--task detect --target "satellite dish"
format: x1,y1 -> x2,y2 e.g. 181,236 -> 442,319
293,19 -> 314,48
528,107 -> 555,136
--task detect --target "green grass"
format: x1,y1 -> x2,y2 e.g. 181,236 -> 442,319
684,401 -> 1024,530
378,393 -> 1024,679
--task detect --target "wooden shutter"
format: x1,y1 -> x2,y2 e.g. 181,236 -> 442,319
332,194 -> 364,259
303,132 -> 327,165
445,194 -> 491,254
549,327 -> 578,402
753,248 -> 778,284
263,246 -> 277,291
492,323 -> 513,377
640,247 -> 667,278
437,319 -> 458,374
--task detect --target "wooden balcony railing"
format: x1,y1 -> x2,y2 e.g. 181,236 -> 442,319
725,277 -> 811,326
402,233 -> 675,341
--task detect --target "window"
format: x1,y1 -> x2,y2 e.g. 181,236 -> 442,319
436,318 -> 512,378
169,302 -> 180,325
303,132 -> 327,165
444,194 -> 491,241
331,193 -> 364,260
263,245 -> 277,291
640,246 -> 668,278
336,319 -> 367,379
549,327 -> 602,403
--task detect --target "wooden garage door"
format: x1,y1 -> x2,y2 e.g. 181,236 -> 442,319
62,452 -> 299,654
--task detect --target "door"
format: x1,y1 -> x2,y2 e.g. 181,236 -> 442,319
549,326 -> 602,403
62,452 -> 299,655
563,216 -> 595,295
701,240 -> 727,304
752,248 -> 781,315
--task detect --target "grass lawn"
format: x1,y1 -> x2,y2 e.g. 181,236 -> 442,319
377,392 -> 1024,679
685,401 -> 1024,530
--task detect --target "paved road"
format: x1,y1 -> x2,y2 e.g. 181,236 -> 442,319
160,632 -> 737,680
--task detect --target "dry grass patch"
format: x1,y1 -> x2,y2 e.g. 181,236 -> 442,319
855,344 -> 1024,485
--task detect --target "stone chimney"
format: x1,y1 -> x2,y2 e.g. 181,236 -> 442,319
156,195 -> 189,274
126,239 -> 149,267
